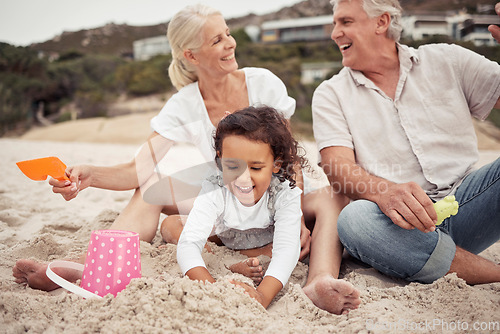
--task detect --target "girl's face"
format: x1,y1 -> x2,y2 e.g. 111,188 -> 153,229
188,14 -> 238,77
219,135 -> 280,207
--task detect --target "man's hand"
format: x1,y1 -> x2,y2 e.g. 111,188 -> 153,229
489,3 -> 500,42
299,217 -> 311,260
375,182 -> 437,233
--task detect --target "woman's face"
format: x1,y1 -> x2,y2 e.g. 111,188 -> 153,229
189,14 -> 238,77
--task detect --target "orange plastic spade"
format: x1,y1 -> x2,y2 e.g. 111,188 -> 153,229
16,157 -> 69,181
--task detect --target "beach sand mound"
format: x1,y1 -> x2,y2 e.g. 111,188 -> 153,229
2,206 -> 499,334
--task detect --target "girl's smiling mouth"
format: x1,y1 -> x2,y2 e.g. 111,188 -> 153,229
235,184 -> 254,194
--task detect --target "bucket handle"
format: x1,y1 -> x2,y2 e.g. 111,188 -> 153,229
46,260 -> 102,299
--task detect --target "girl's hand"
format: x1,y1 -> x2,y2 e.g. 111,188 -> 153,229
229,280 -> 265,307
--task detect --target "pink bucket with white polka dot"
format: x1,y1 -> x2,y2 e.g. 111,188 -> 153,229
80,230 -> 141,297
46,230 -> 141,299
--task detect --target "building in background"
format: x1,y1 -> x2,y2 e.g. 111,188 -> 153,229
131,8 -> 499,61
259,9 -> 499,84
300,62 -> 342,85
133,36 -> 170,61
261,16 -> 333,43
259,10 -> 499,47
132,25 -> 260,61
244,25 -> 261,42
400,13 -> 450,40
459,14 -> 500,46
401,12 -> 500,46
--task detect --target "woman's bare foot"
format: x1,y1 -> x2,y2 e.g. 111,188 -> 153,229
228,258 -> 264,283
303,274 -> 361,315
12,259 -> 60,291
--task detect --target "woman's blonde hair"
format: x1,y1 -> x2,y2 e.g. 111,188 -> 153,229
167,4 -> 222,90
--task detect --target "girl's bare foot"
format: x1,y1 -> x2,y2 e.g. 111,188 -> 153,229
303,274 -> 361,315
228,258 -> 264,283
12,259 -> 60,291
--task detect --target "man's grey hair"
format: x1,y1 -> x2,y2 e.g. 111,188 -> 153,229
330,0 -> 403,42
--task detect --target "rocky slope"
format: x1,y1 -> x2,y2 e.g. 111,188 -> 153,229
30,0 -> 494,57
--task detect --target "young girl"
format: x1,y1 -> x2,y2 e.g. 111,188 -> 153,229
163,106 -> 306,309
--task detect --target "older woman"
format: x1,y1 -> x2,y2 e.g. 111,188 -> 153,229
13,4 -> 360,314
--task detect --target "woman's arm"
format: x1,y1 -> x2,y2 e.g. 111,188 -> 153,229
49,132 -> 174,200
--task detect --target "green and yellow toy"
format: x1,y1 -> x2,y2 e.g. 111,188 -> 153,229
433,195 -> 459,225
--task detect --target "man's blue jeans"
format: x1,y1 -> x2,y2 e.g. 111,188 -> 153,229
337,158 -> 500,283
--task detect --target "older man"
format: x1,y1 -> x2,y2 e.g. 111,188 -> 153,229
312,0 -> 500,284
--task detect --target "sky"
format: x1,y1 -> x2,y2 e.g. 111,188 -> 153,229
0,0 -> 307,46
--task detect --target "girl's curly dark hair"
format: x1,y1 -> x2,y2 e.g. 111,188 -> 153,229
214,106 -> 307,188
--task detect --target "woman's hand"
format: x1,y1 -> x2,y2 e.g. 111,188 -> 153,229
48,165 -> 92,201
299,218 -> 311,260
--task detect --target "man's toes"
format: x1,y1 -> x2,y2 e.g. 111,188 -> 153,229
349,287 -> 361,299
348,294 -> 362,305
336,281 -> 355,295
344,300 -> 360,310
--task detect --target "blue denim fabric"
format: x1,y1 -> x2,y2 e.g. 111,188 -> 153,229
337,158 -> 500,283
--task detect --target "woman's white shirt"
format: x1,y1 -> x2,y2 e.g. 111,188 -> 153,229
150,67 -> 296,163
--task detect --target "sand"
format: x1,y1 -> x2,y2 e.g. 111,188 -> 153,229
1,116 -> 499,333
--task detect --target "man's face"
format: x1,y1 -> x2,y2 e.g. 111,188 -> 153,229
331,0 -> 381,70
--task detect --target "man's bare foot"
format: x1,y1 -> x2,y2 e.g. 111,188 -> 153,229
13,259 -> 60,291
303,274 -> 361,315
228,258 -> 264,283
